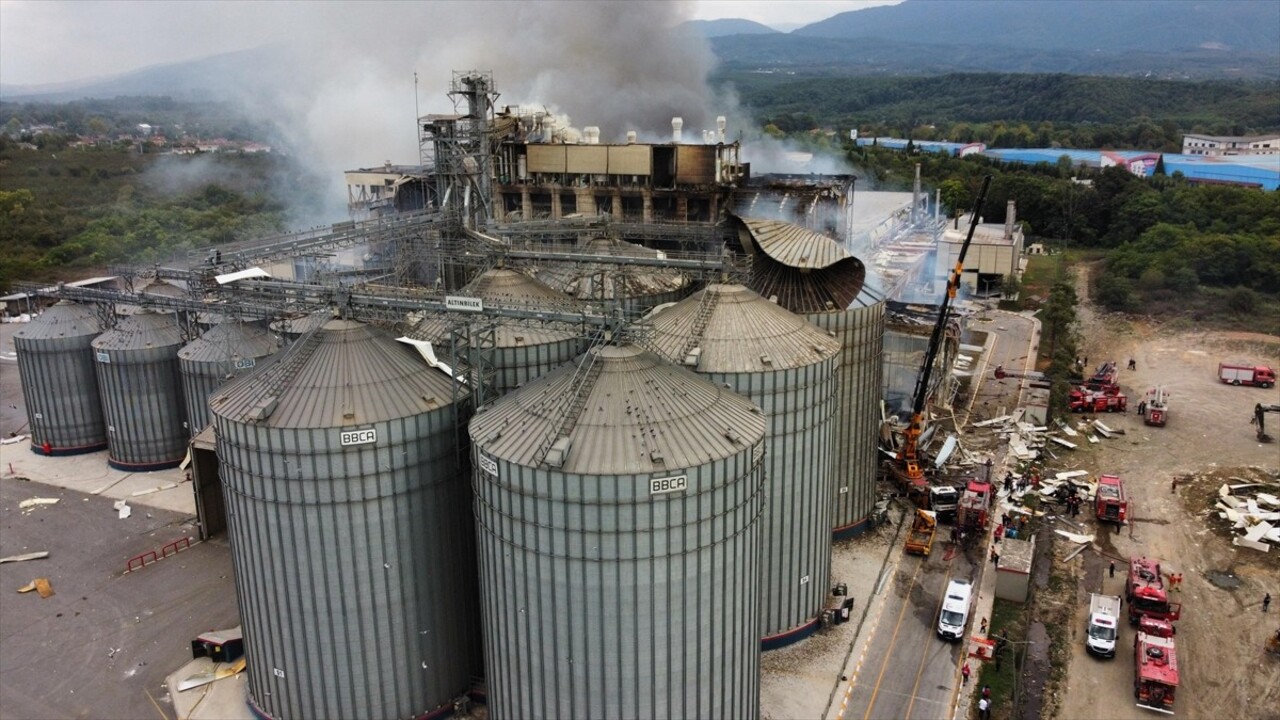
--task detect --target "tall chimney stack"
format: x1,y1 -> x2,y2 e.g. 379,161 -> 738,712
672,117 -> 683,143
1005,200 -> 1017,241
716,116 -> 727,143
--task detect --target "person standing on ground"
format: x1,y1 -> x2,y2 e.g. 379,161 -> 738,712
978,696 -> 991,720
962,661 -> 971,684
1109,560 -> 1116,579
1266,593 -> 1272,612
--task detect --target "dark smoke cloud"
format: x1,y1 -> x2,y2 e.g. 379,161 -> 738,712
196,1 -> 734,220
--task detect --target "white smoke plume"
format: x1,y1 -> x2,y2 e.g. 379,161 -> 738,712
201,1 -> 735,221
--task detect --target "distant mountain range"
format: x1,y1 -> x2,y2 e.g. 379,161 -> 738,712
680,18 -> 778,38
696,0 -> 1280,81
0,46 -> 289,103
4,0 -> 1275,103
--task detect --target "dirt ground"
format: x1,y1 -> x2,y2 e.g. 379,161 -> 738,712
1052,266 -> 1280,720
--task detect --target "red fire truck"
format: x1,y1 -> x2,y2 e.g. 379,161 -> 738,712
1095,474 -> 1128,525
1134,617 -> 1179,714
1126,556 -> 1182,625
956,478 -> 993,536
1069,389 -> 1128,413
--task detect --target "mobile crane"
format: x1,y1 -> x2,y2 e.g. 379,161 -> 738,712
889,176 -> 992,503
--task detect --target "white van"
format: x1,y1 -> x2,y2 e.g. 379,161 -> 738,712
937,578 -> 973,641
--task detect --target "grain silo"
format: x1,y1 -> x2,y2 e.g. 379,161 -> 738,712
177,321 -> 279,437
13,301 -> 108,455
737,218 -> 886,538
209,318 -> 480,720
413,267 -> 585,396
645,283 -> 840,648
91,309 -> 188,470
518,236 -> 692,314
470,343 -> 766,719
270,310 -> 329,343
140,278 -> 186,299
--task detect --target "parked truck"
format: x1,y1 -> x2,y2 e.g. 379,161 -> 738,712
1218,362 -> 1276,388
1086,593 -> 1122,658
1070,389 -> 1128,413
905,509 -> 937,556
956,478 -> 993,536
1134,616 -> 1179,714
928,485 -> 959,521
1143,386 -> 1169,427
1095,474 -> 1128,525
1126,556 -> 1182,626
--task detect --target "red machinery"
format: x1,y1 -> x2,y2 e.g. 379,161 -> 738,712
1069,389 -> 1128,413
1095,474 -> 1128,524
957,479 -> 993,535
1134,619 -> 1179,714
1084,361 -> 1119,392
1144,386 -> 1169,427
1125,556 -> 1182,625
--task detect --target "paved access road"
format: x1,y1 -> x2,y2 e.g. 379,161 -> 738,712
836,540 -> 982,720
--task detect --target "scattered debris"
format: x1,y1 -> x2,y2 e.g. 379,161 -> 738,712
18,497 -> 59,512
1054,529 -> 1095,544
0,551 -> 49,564
113,499 -> 132,520
130,482 -> 178,498
177,656 -> 247,692
1215,480 -> 1280,552
17,578 -> 55,598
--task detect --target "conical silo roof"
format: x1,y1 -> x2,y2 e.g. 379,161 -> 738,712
414,268 -> 578,347
269,311 -> 330,338
645,283 -> 840,373
141,279 -> 186,298
179,321 -> 279,364
211,318 -> 454,428
736,217 -> 868,313
472,343 -> 765,474
14,301 -> 102,341
521,237 -> 689,302
91,309 -> 184,350
465,267 -> 575,307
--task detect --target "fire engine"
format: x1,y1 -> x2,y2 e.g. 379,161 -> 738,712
1134,616 -> 1179,714
1125,556 -> 1182,625
1144,386 -> 1169,427
1069,388 -> 1128,413
1095,474 -> 1127,524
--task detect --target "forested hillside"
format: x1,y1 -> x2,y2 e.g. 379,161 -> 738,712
721,73 -> 1280,149
0,141 -> 302,290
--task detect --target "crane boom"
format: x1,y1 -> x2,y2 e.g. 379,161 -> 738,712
895,175 -> 993,492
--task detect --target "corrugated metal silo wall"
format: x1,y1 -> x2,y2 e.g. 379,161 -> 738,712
94,343 -> 188,470
493,337 -> 587,395
474,448 -> 765,720
215,411 -> 481,720
179,361 -> 225,438
706,358 -> 838,643
807,301 -> 886,539
179,353 -> 271,438
15,332 -> 107,453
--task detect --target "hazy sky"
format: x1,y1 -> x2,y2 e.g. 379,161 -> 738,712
0,0 -> 877,216
0,0 -> 901,87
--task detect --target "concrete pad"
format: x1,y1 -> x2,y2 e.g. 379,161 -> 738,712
1,447 -> 194,515
167,658 -> 252,720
